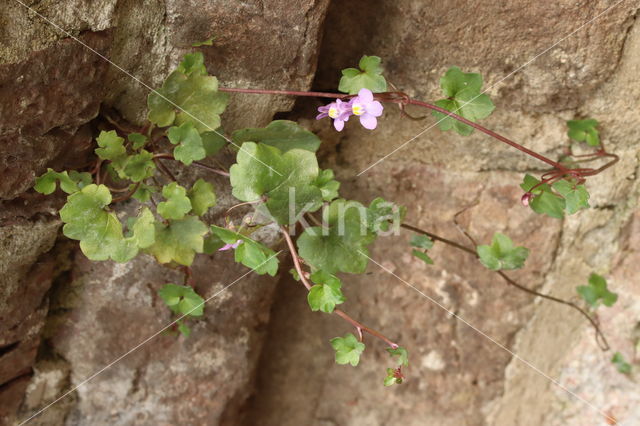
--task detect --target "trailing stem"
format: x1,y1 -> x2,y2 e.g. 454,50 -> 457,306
400,223 -> 610,351
281,226 -> 399,349
218,87 -> 619,182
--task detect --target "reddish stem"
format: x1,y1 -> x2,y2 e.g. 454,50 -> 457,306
281,226 -> 398,348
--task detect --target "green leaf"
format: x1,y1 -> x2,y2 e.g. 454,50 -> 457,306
387,347 -> 409,367
158,283 -> 205,317
168,122 -> 207,165
59,184 -> 129,261
366,197 -> 406,234
157,182 -> 192,220
132,183 -> 157,202
122,150 -> 156,182
188,179 -> 216,216
576,273 -> 618,307
410,235 -> 433,250
567,119 -> 600,147
307,270 -> 346,313
297,199 -> 375,274
95,130 -> 126,161
34,168 -> 90,195
338,55 -> 387,94
384,368 -> 402,386
477,233 -> 529,271
412,249 -> 433,265
147,216 -> 208,266
314,169 -> 340,202
232,120 -> 321,153
230,142 -> 323,225
210,225 -> 279,276
147,67 -> 228,133
192,37 -> 215,47
552,180 -> 590,215
289,268 -> 301,281
202,130 -> 227,156
177,322 -> 191,337
330,333 -> 365,366
432,66 -> 495,136
520,174 -> 566,219
126,207 -> 156,249
176,52 -> 207,76
611,352 -> 631,374
128,133 -> 148,150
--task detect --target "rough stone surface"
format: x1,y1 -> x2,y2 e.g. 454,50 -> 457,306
247,1 -> 640,425
1,0 -> 330,424
2,0 -> 640,425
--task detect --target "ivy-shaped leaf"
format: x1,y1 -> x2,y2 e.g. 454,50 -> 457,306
432,66 -> 495,136
611,352 -> 631,374
59,184 -> 127,261
384,368 -> 403,386
95,130 -> 126,161
168,122 -> 207,165
314,169 -> 340,202
338,55 -> 387,94
147,58 -> 228,133
477,233 -> 529,271
157,182 -> 192,220
202,130 -> 227,156
177,322 -> 191,337
128,133 -> 148,150
297,199 -> 376,274
176,52 -> 207,76
132,183 -> 158,202
366,197 -> 406,234
34,168 -> 91,195
567,119 -> 600,147
552,180 -> 590,215
307,270 -> 346,313
158,283 -> 205,317
232,120 -> 321,153
330,333 -> 365,366
577,273 -> 618,307
387,346 -> 409,367
123,150 -> 156,182
410,234 -> 434,265
188,179 -> 216,216
230,142 -> 323,225
209,225 -> 279,276
520,174 -> 566,219
146,216 -> 208,266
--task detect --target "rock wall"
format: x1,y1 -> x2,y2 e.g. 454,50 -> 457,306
1,0 -> 639,425
0,0 -> 329,424
247,1 -> 640,425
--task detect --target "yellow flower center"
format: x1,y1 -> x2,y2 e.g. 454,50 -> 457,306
352,104 -> 364,116
328,107 -> 339,118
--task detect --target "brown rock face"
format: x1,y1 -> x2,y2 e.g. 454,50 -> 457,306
2,0 -> 640,425
247,1 -> 640,425
1,0 -> 329,425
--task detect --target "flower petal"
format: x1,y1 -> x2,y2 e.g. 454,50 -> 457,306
367,100 -> 384,117
359,113 -> 377,130
316,112 -> 328,120
334,119 -> 345,131
358,88 -> 374,103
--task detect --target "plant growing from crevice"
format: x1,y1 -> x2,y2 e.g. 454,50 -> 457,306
35,51 -> 628,391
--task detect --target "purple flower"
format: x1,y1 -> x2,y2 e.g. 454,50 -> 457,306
218,239 -> 243,251
349,88 -> 384,130
316,99 -> 351,131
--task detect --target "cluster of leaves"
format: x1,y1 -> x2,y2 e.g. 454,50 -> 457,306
34,48 -> 630,387
520,175 -> 590,219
